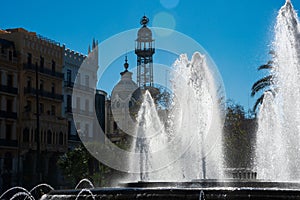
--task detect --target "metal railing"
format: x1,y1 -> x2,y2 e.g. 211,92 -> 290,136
23,63 -> 64,79
0,110 -> 17,119
24,87 -> 63,101
0,84 -> 18,94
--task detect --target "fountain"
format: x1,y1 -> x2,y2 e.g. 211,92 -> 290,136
5,0 -> 300,199
255,0 -> 300,181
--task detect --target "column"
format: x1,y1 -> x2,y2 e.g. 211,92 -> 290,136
0,120 -> 4,139
13,73 -> 17,88
0,95 -> 4,111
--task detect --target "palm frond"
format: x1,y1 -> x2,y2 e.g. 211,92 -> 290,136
258,63 -> 273,70
253,94 -> 264,112
252,89 -> 276,112
251,75 -> 273,97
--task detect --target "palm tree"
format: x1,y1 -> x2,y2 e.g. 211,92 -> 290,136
251,60 -> 276,112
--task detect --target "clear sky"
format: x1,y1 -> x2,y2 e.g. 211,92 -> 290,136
1,0 -> 298,111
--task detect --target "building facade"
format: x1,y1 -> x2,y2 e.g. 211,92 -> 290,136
62,40 -> 100,148
0,28 -> 68,188
63,48 -> 86,148
0,38 -> 18,190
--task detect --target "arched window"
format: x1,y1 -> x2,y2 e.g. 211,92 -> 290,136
47,130 -> 52,144
59,132 -> 64,145
23,128 -> 30,142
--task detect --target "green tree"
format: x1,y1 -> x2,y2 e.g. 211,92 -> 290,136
57,145 -> 89,185
223,101 -> 257,168
57,144 -> 111,187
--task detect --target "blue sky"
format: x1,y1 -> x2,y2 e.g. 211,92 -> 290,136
1,0 -> 298,111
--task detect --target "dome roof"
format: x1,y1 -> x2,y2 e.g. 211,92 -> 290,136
137,26 -> 153,42
137,15 -> 153,42
111,71 -> 139,101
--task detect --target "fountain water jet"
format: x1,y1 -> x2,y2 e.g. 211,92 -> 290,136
255,0 -> 300,181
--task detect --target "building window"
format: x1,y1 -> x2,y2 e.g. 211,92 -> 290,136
52,60 -> 56,72
59,132 -> 64,145
40,80 -> 44,91
27,77 -> 32,89
85,75 -> 89,87
40,56 -> 44,69
6,99 -> 13,112
51,105 -> 56,115
76,97 -> 80,111
47,130 -> 52,144
67,69 -> 71,83
85,124 -> 89,137
113,122 -> 118,131
27,53 -> 32,65
5,124 -> 12,140
8,51 -> 12,61
51,83 -> 55,94
23,128 -> 30,142
77,73 -> 81,85
7,74 -> 13,86
39,103 -> 44,114
67,95 -> 71,110
25,100 -> 31,112
85,99 -> 89,112
68,121 -> 71,135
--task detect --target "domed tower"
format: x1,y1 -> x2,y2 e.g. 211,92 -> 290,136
135,15 -> 155,88
110,57 -> 140,135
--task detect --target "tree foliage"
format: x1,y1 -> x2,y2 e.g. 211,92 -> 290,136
57,144 -> 111,187
223,101 -> 257,169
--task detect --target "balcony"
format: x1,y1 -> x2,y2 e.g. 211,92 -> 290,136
73,83 -> 94,93
24,87 -> 63,101
0,110 -> 17,119
72,109 -> 94,117
0,139 -> 18,147
65,106 -> 72,114
23,63 -> 64,79
0,53 -> 18,64
64,81 -> 74,88
135,48 -> 155,57
0,84 -> 18,94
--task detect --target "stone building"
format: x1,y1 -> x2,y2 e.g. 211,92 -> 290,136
0,38 -> 18,190
0,28 -> 68,188
107,58 -> 140,143
71,41 -> 99,142
63,41 -> 99,148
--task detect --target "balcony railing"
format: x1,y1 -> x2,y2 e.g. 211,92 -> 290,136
65,106 -> 72,114
0,139 -> 18,147
135,48 -> 155,57
0,53 -> 18,63
0,110 -> 17,119
23,63 -> 64,79
24,87 -> 63,101
0,84 -> 18,94
72,109 -> 94,117
73,83 -> 94,93
64,81 -> 74,88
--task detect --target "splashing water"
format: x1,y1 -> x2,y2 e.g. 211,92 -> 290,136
75,189 -> 95,200
129,52 -> 225,181
0,186 -> 34,200
170,52 -> 224,180
130,90 -> 172,181
75,178 -> 95,189
256,0 -> 300,180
